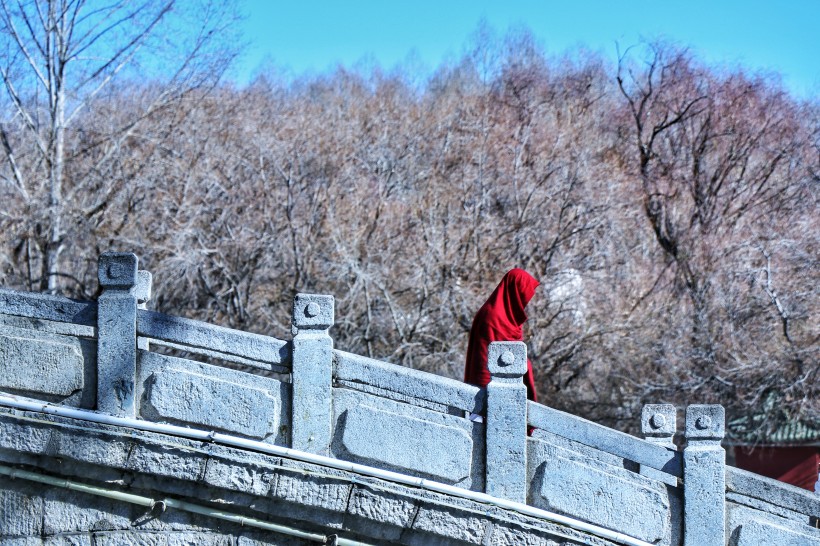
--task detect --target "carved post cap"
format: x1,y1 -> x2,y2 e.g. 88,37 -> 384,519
135,270 -> 152,305
292,293 -> 334,332
98,253 -> 138,289
685,404 -> 725,441
642,404 -> 677,438
487,341 -> 527,379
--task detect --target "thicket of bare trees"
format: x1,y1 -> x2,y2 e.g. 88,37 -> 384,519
0,17 -> 816,438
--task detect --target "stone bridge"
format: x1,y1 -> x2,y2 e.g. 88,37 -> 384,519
0,252 -> 817,546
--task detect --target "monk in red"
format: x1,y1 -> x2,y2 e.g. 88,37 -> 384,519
464,268 -> 539,403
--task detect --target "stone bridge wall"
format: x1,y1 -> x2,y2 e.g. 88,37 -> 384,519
0,252 -> 817,546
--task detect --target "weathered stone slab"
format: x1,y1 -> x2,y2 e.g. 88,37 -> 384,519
486,342 -> 528,503
0,412 -> 53,454
726,492 -> 805,522
0,486 -> 43,536
44,537 -> 92,546
346,485 -> 417,528
0,325 -> 83,397
126,440 -> 206,482
6,538 -> 50,546
138,351 -> 288,443
0,288 -> 97,326
334,349 -> 484,413
203,456 -> 277,497
528,401 -> 681,477
290,294 -> 334,455
236,534 -> 306,546
736,519 -> 820,545
344,485 -> 418,541
488,523 -> 574,546
138,310 -> 289,367
272,471 -> 351,513
411,504 -> 489,544
726,466 -> 820,521
148,368 -> 279,438
332,388 -> 483,490
43,487 -> 132,535
91,531 -> 234,545
534,454 -> 668,543
0,313 -> 95,338
341,403 -> 472,483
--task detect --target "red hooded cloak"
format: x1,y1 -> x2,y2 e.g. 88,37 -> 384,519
464,268 -> 539,402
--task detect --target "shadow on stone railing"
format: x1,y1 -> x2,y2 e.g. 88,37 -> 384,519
0,251 -> 818,546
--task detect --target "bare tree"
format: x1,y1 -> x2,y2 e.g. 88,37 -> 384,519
615,41 -> 818,434
0,0 -> 238,293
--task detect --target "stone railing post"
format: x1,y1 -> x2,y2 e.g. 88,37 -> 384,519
96,252 -> 139,417
683,404 -> 725,546
290,293 -> 334,455
485,341 -> 528,503
641,403 -> 677,485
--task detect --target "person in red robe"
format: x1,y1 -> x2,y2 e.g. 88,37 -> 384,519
464,268 -> 540,405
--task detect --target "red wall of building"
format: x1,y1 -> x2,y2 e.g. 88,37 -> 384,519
734,446 -> 819,492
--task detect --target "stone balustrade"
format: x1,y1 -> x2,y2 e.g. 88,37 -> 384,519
0,251 -> 817,546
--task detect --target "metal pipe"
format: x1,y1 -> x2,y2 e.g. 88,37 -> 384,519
0,394 -> 653,546
0,464 -> 370,546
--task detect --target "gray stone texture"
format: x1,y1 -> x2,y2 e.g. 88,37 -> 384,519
138,351 -> 289,443
96,253 -> 138,417
90,532 -> 235,545
528,401 -> 682,478
0,407 -> 631,546
290,293 -> 334,456
334,349 -> 484,414
533,454 -> 669,544
332,388 -> 483,490
291,293 -> 334,333
726,466 -> 820,522
42,488 -> 132,535
202,452 -> 278,497
485,341 -> 528,503
137,310 -> 289,370
727,504 -> 820,546
486,381 -> 527,502
642,403 -> 677,444
0,325 -> 83,398
0,485 -> 43,537
735,520 -> 820,546
641,404 -> 678,486
0,288 -> 97,327
341,403 -> 473,483
97,252 -> 139,289
683,405 -> 726,546
0,313 -> 95,339
685,404 -> 725,440
345,485 -> 417,541
411,504 -> 489,544
0,312 -> 97,409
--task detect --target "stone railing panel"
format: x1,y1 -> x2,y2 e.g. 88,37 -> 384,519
138,310 -> 290,372
528,401 -> 682,478
528,435 -> 673,545
137,351 -> 290,444
726,466 -> 820,523
0,288 -> 97,327
0,323 -> 95,408
331,387 -> 482,488
334,350 -> 484,415
726,466 -> 820,544
728,507 -> 820,545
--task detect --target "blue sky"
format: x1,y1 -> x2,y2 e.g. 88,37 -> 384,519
234,1 -> 819,98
